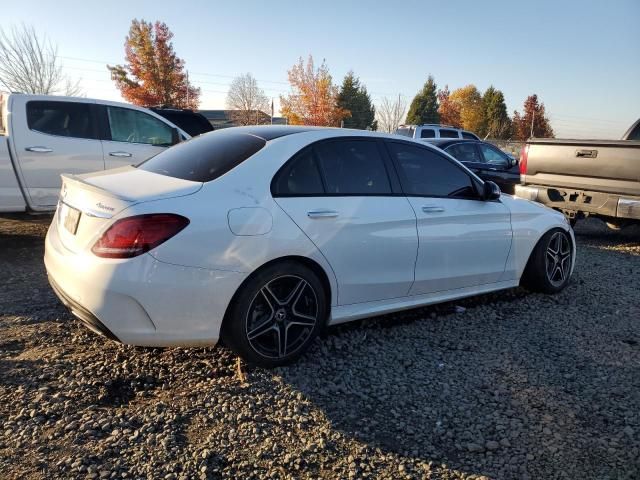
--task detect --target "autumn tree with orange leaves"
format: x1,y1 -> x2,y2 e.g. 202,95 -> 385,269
437,85 -> 461,128
280,56 -> 349,126
108,19 -> 200,109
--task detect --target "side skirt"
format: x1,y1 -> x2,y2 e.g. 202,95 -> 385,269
329,280 -> 519,325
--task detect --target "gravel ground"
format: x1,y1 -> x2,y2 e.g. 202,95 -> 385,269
0,216 -> 639,479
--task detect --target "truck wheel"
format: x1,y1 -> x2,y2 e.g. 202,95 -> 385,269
521,228 -> 573,294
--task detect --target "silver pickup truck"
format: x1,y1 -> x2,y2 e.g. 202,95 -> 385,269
515,119 -> 640,229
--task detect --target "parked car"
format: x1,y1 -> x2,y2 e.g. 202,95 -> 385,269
516,118 -> 640,228
395,124 -> 480,141
150,106 -> 213,137
0,93 -> 190,213
45,126 -> 575,366
429,139 -> 519,194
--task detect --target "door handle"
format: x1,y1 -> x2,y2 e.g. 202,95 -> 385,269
307,210 -> 339,218
575,149 -> 597,158
422,205 -> 445,213
25,146 -> 52,153
109,151 -> 132,158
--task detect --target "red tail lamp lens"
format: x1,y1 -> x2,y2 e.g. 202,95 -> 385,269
92,214 -> 189,258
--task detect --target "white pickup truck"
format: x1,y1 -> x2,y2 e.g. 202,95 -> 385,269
0,93 -> 190,213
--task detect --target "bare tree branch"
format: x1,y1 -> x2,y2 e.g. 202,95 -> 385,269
0,24 -> 83,96
376,95 -> 407,133
226,73 -> 270,126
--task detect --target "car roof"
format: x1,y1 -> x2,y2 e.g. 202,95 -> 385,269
429,138 -> 481,148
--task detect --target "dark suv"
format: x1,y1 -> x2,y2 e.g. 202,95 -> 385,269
431,139 -> 519,194
150,107 -> 213,137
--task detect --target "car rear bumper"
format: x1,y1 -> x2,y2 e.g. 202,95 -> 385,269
515,184 -> 640,220
44,221 -> 247,347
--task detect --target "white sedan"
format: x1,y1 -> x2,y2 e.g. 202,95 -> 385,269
45,126 -> 575,366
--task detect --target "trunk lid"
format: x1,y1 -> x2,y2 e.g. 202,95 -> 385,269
56,166 -> 202,252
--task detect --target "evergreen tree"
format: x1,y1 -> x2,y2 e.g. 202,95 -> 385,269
406,75 -> 440,125
337,71 -> 377,130
481,86 -> 511,139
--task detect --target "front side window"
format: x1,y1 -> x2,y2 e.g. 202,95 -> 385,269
26,101 -> 96,139
314,140 -> 391,195
462,131 -> 478,140
107,107 -> 173,146
445,143 -> 482,163
439,129 -> 459,138
420,129 -> 435,138
272,148 -> 324,196
386,141 -> 477,198
479,144 -> 509,165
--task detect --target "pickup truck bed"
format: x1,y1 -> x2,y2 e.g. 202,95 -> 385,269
516,135 -> 640,226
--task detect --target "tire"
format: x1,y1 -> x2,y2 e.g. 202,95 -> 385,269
521,228 -> 573,294
222,261 -> 328,367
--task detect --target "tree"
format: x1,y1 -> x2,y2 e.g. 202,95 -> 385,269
226,73 -> 270,125
337,71 -> 376,130
437,85 -> 461,128
376,95 -> 407,133
449,85 -> 483,134
0,24 -> 82,95
108,19 -> 200,109
406,75 -> 439,125
481,86 -> 511,139
280,55 -> 349,126
512,94 -> 554,140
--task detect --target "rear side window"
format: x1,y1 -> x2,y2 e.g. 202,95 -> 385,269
107,107 -> 174,146
387,141 -> 477,198
272,148 -> 324,196
420,129 -> 435,138
462,131 -> 478,140
314,140 -> 391,195
138,131 -> 266,182
395,127 -> 415,138
439,129 -> 459,138
446,143 -> 482,163
26,101 -> 96,139
153,111 -> 213,137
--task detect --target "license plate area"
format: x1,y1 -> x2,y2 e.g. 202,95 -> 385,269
59,203 -> 81,235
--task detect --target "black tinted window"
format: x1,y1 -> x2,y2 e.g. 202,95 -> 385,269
27,101 -> 96,139
138,131 -> 265,182
439,129 -> 459,138
152,110 -> 213,137
446,143 -> 482,163
420,129 -> 435,138
315,140 -> 391,195
273,148 -> 324,196
387,142 -> 477,198
462,131 -> 478,139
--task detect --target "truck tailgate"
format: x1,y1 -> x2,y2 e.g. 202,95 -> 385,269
524,140 -> 640,196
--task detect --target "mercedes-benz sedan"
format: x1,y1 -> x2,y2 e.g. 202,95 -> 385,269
45,126 -> 575,366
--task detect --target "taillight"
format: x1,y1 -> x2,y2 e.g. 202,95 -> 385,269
92,214 -> 189,258
519,145 -> 529,175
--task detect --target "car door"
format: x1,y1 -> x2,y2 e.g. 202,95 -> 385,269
444,142 -> 486,177
100,105 -> 175,169
385,140 -> 512,295
476,143 -> 519,194
10,97 -> 104,207
273,139 -> 418,305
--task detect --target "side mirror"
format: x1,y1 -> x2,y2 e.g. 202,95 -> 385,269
483,181 -> 501,200
170,128 -> 180,146
506,153 -> 517,167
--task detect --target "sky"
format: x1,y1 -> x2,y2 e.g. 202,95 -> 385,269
2,0 -> 638,138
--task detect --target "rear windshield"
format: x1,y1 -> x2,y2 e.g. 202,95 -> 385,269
138,131 -> 266,182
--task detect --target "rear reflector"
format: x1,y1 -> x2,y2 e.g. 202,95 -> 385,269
92,214 -> 189,258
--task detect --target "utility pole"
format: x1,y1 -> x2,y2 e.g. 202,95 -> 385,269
186,70 -> 190,106
530,111 -> 535,138
271,98 -> 274,125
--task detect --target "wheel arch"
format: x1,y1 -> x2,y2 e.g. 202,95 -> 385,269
521,225 -> 575,282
